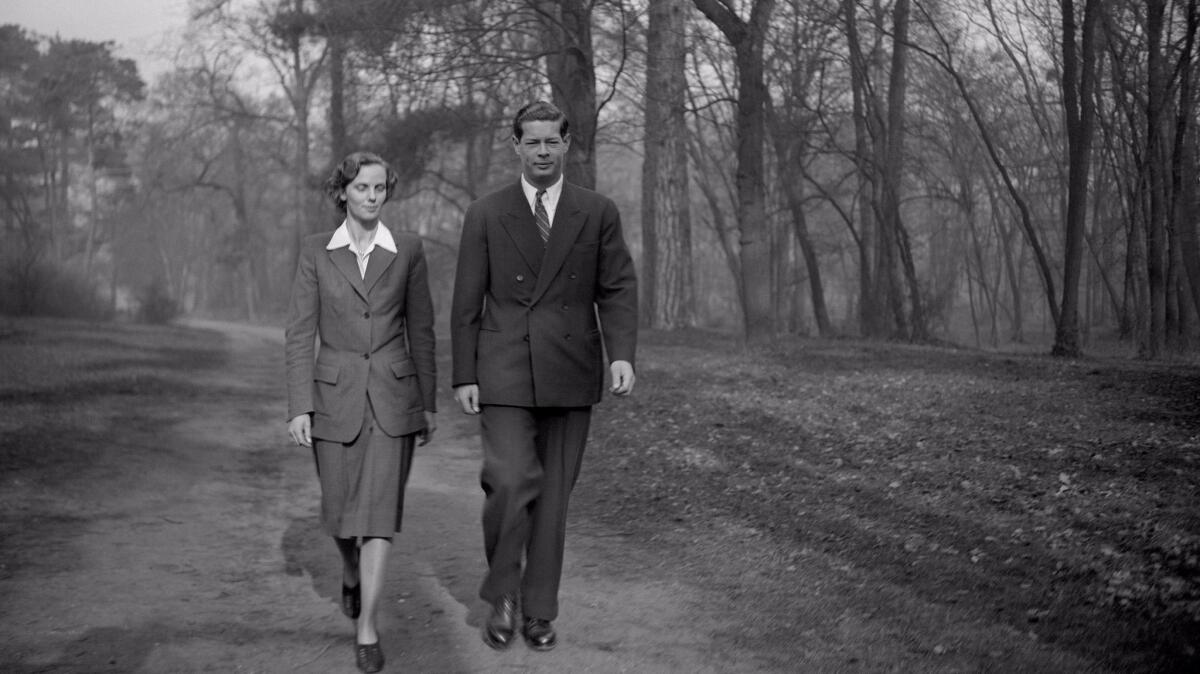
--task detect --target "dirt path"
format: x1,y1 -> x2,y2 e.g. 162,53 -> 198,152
1,320 -> 754,673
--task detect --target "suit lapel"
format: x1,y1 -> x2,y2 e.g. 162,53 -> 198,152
531,183 -> 584,305
500,183 -> 545,275
329,247 -> 368,301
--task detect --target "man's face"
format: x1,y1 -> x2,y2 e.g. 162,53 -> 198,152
513,120 -> 569,188
341,164 -> 388,224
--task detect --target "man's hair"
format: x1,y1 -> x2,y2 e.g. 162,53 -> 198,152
511,100 -> 569,140
323,151 -> 400,213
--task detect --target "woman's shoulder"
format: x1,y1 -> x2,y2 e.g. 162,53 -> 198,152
303,230 -> 336,249
387,226 -> 423,250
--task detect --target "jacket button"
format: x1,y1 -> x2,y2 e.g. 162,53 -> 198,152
565,334 -> 572,341
561,304 -> 568,311
516,274 -> 525,282
523,335 -> 530,341
363,311 -> 370,318
569,273 -> 577,279
362,353 -> 369,359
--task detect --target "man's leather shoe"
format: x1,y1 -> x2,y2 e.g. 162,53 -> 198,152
482,596 -> 517,650
523,617 -> 556,651
355,641 -> 384,673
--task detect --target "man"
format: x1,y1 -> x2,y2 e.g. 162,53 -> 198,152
451,100 -> 638,652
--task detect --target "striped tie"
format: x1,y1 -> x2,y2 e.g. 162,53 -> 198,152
535,189 -> 551,243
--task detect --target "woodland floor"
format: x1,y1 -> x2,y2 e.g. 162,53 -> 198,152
0,316 -> 1197,672
578,329 -> 1200,672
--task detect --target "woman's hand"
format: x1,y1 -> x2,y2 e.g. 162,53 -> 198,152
418,411 -> 437,446
288,414 -> 312,447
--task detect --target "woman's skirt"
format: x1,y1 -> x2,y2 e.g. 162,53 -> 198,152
312,399 -> 415,538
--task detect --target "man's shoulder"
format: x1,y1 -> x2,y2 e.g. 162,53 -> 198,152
471,182 -> 523,210
562,182 -> 616,211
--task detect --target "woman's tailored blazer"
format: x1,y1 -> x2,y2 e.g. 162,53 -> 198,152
451,181 -> 637,408
285,226 -> 437,443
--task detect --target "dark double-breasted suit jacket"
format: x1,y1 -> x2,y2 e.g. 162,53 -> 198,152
286,226 -> 437,442
450,181 -> 638,404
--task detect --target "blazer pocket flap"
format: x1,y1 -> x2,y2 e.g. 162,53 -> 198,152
314,364 -> 340,384
390,359 -> 417,378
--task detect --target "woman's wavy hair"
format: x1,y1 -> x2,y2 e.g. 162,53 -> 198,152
324,151 -> 400,213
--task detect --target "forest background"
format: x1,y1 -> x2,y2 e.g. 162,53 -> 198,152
3,2 -> 1200,670
1,0 -> 1198,359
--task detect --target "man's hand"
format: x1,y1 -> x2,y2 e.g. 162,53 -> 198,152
288,414 -> 312,447
454,384 -> 481,414
418,411 -> 437,446
610,360 -> 635,396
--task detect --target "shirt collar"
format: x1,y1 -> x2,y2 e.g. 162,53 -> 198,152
326,221 -> 398,254
520,175 -> 564,209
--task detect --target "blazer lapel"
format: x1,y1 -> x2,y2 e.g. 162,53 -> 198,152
500,183 -> 546,276
363,246 -> 396,295
329,247 -> 369,301
531,183 -> 584,305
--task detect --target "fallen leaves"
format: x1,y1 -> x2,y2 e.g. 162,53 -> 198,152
580,331 -> 1200,671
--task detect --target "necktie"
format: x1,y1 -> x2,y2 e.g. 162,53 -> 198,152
535,190 -> 551,243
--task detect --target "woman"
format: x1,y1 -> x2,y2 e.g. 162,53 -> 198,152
285,151 -> 436,673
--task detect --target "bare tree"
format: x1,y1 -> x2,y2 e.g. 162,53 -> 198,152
765,1 -> 837,337
540,0 -> 600,188
842,0 -> 881,336
913,2 -> 1063,335
1052,0 -> 1102,357
196,0 -> 328,274
880,0 -> 926,340
642,0 -> 696,329
692,0 -> 776,343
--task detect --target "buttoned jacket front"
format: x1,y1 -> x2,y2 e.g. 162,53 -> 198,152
286,225 -> 437,442
451,181 -> 637,407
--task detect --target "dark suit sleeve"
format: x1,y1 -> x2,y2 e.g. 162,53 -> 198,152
451,200 -> 488,387
284,239 -> 319,420
406,240 -> 438,413
595,197 -> 639,367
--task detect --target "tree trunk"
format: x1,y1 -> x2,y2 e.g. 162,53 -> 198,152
843,0 -> 879,337
230,119 -> 262,321
1143,0 -> 1169,357
544,0 -> 598,190
84,105 -> 99,278
967,205 -> 999,346
691,156 -> 744,322
328,29 -> 348,164
692,0 -> 777,344
642,0 -> 695,329
1127,178 -> 1151,351
1178,130 -> 1200,324
878,0 -> 920,340
56,130 -> 70,263
766,106 -> 832,336
786,182 -> 831,336
1052,0 -> 1100,357
1172,1 -> 1200,328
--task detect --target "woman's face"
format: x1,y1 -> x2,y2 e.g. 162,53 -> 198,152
341,164 -> 389,225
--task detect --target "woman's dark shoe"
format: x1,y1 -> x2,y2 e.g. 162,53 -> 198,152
342,584 -> 361,620
355,641 -> 384,673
